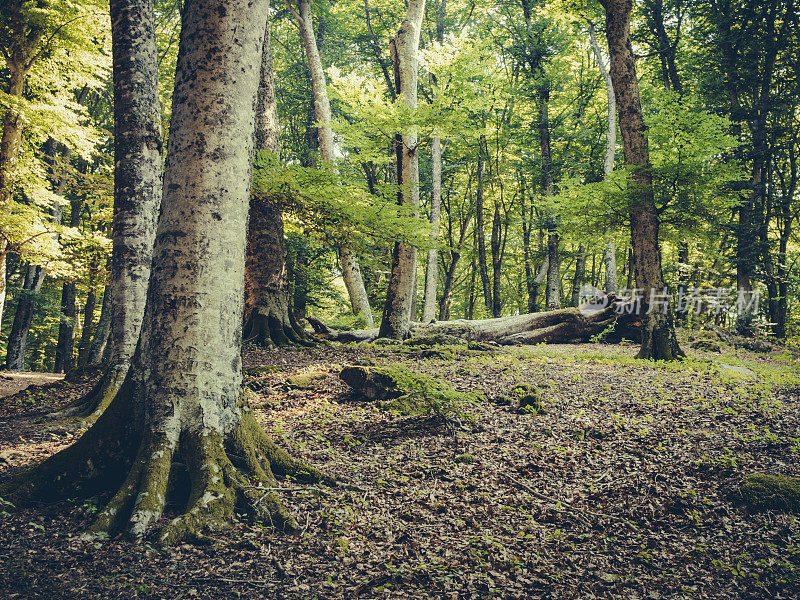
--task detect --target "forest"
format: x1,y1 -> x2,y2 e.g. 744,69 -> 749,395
0,0 -> 799,598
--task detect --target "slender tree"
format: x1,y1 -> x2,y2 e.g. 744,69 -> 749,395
293,0 -> 374,327
600,0 -> 683,359
379,0 -> 426,339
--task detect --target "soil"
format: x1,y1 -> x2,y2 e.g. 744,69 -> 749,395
0,341 -> 798,600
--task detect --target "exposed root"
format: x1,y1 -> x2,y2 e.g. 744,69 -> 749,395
244,309 -> 314,349
48,364 -> 129,425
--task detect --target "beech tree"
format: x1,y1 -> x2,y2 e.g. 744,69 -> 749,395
55,0 -> 162,419
2,0 -> 330,544
600,0 -> 682,359
379,0 -> 426,339
244,5 -> 310,347
292,0 -> 374,328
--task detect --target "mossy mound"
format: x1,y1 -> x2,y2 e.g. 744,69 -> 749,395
495,383 -> 545,414
740,473 -> 800,512
286,371 -> 327,389
339,364 -> 476,416
690,339 -> 722,353
454,453 -> 476,464
245,365 -> 282,377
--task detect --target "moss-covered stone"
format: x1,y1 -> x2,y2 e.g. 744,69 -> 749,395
740,472 -> 800,512
339,364 -> 476,417
509,383 -> 545,414
286,371 -> 327,389
691,339 -> 722,353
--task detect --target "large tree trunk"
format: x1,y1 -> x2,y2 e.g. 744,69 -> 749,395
55,0 -> 164,419
379,0 -> 426,339
602,0 -> 682,360
2,0 -> 331,545
309,295 -> 640,346
244,7 -> 314,346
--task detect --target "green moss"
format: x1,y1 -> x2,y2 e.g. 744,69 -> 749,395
286,371 -> 327,389
245,366 -> 282,377
454,453 -> 475,464
510,383 -> 545,414
691,339 -> 722,353
740,473 -> 800,512
341,364 -> 477,417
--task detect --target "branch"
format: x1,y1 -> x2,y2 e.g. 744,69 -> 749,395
25,15 -> 85,71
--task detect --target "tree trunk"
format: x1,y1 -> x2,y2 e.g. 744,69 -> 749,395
603,241 -> 619,293
588,20 -> 616,177
571,244 -> 586,307
77,277 -> 98,370
545,230 -> 560,310
339,244 -> 374,327
379,0 -> 425,339
490,204 -> 504,317
5,264 -> 45,370
55,0 -> 164,418
296,0 -> 372,325
422,136 -> 442,322
244,7 -> 315,345
3,0 -> 332,545
475,152 -> 491,314
87,282 -> 112,367
309,295 -> 640,346
602,0 -> 682,360
423,4 -> 445,324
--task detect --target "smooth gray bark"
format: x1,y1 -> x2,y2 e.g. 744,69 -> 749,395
379,0 -> 426,339
295,0 -> 372,325
603,241 -> 619,293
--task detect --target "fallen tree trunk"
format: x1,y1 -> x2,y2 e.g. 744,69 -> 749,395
308,296 -> 642,346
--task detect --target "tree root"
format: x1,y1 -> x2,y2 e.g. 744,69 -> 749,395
244,309 -> 314,349
48,363 -> 129,425
3,382 -> 333,546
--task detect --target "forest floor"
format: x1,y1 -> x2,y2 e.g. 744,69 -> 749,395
0,337 -> 799,600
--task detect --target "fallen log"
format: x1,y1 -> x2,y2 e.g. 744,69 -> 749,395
308,296 -> 642,346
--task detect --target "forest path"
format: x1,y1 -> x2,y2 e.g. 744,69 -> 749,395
0,371 -> 63,398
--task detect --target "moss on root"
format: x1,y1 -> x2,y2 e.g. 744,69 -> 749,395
739,473 -> 800,512
339,364 -> 479,417
4,386 -> 333,546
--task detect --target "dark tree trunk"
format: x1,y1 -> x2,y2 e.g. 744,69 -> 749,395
601,0 -> 682,360
243,9 -> 309,347
54,281 -> 77,373
76,261 -> 99,369
490,204 -> 503,317
87,282 -> 112,367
